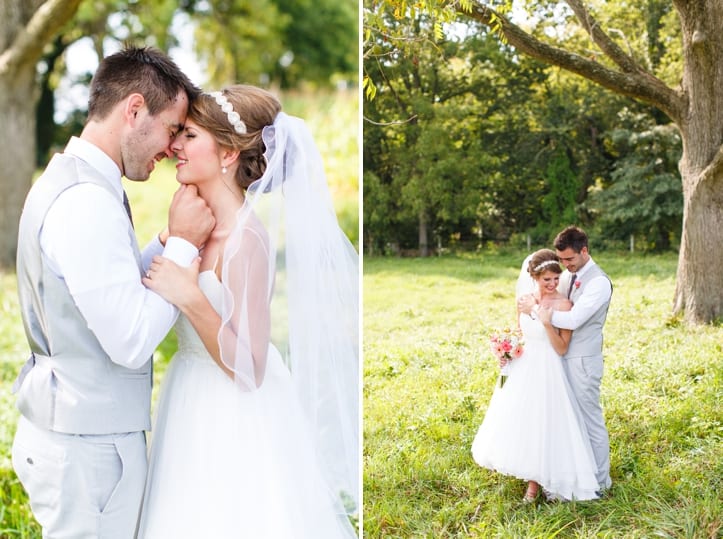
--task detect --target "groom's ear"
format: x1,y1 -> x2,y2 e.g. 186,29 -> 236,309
124,93 -> 145,125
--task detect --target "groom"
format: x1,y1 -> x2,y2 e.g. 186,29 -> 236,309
12,47 -> 214,537
519,226 -> 613,494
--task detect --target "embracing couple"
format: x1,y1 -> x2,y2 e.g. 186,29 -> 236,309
12,46 -> 358,538
472,226 -> 613,503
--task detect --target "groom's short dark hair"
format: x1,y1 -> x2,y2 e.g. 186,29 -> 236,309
87,46 -> 200,121
554,226 -> 588,253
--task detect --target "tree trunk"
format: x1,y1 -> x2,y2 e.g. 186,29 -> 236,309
0,67 -> 36,267
674,174 -> 723,322
672,0 -> 723,323
0,0 -> 83,268
418,210 -> 429,257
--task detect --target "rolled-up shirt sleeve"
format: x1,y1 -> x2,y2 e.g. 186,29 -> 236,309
551,275 -> 612,330
42,184 -> 198,369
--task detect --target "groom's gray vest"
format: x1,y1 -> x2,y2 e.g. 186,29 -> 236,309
566,264 -> 612,358
14,152 -> 152,435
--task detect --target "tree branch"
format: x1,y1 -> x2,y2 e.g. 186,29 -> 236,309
460,2 -> 685,123
700,143 -> 723,184
564,0 -> 640,73
363,114 -> 419,126
0,0 -> 82,77
374,56 -> 409,114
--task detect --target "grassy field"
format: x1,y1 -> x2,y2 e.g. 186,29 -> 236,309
363,251 -> 722,538
0,88 -> 357,536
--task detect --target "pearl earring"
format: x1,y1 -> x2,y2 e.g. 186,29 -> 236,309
222,166 -> 227,174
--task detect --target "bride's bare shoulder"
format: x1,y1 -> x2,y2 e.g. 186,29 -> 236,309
552,296 -> 573,312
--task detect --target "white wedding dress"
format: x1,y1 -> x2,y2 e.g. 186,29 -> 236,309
471,314 -> 600,500
136,271 -> 357,538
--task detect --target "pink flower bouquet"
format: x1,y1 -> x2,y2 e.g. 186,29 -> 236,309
489,327 -> 524,387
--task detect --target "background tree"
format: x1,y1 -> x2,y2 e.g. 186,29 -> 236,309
365,0 -> 721,324
364,16 -> 557,253
271,0 -> 358,88
586,110 -> 683,251
0,0 -> 82,268
191,0 -> 357,89
190,0 -> 287,87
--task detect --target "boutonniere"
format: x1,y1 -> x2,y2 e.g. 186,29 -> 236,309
574,280 -> 582,289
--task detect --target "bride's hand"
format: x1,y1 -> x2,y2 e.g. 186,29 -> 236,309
143,255 -> 201,308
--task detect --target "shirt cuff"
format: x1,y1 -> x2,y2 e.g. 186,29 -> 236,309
163,236 -> 199,267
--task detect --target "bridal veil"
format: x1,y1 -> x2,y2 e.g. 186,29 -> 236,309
218,111 -> 359,517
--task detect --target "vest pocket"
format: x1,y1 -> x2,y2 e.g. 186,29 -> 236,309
16,362 -> 57,428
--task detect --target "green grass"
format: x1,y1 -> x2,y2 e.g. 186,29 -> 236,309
0,88 -> 357,536
363,252 -> 722,538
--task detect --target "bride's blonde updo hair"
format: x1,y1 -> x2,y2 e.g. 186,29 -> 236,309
527,248 -> 562,277
188,84 -> 282,189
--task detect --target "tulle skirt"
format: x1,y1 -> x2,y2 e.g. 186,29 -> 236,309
137,346 -> 356,538
471,336 -> 600,501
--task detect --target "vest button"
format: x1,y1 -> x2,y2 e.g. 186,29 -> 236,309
26,457 -> 34,465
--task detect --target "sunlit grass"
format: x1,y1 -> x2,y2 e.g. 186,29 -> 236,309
363,251 -> 722,538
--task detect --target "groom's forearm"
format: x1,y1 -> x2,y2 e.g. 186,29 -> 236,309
552,279 -> 611,329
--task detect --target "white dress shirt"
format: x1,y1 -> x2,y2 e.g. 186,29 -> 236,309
40,137 -> 197,369
551,257 -> 612,330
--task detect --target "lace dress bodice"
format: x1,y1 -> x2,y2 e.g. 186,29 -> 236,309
174,271 -> 223,362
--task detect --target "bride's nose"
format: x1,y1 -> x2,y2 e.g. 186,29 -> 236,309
170,138 -> 182,153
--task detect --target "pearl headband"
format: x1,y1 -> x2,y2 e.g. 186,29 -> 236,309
533,259 -> 560,272
208,91 -> 247,134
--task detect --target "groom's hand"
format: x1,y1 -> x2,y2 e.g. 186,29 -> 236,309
517,294 -> 536,315
168,185 -> 215,248
538,306 -> 553,325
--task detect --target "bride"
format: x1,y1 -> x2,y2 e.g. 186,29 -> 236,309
136,85 -> 358,537
472,249 -> 599,502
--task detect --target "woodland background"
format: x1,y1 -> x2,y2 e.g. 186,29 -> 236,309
364,1 -> 684,255
363,0 -> 723,324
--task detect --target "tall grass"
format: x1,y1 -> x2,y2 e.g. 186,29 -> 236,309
364,252 -> 722,538
0,88 -> 357,536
